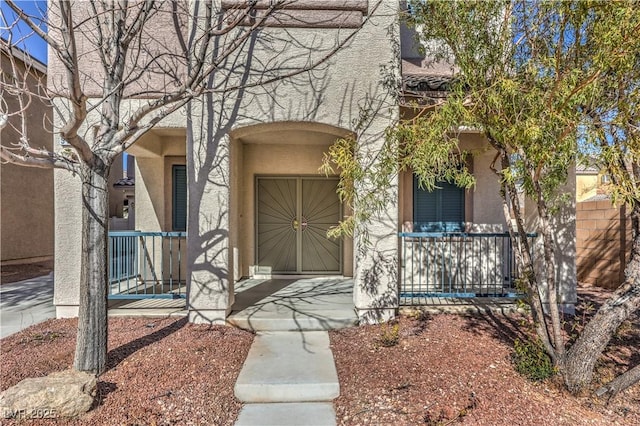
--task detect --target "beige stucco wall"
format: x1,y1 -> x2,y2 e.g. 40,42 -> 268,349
52,97 -> 187,317
1,52 -> 54,263
526,168 -> 578,308
186,0 -> 400,323
463,138 -> 506,230
127,133 -> 184,240
53,161 -> 82,316
576,173 -> 598,202
135,156 -> 165,232
47,1 -> 187,98
53,1 -> 400,323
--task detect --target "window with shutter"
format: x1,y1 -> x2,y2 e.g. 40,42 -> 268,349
172,165 -> 187,231
413,175 -> 465,232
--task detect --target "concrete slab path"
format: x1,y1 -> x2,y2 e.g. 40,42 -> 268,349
228,277 -> 358,331
235,331 -> 339,403
235,402 -> 336,426
233,278 -> 351,425
0,273 -> 55,339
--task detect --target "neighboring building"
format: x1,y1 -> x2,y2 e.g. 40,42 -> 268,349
577,198 -> 631,289
576,158 -> 611,202
109,154 -> 136,231
51,1 -> 576,322
576,159 -> 632,289
0,49 -> 132,266
0,48 -> 54,265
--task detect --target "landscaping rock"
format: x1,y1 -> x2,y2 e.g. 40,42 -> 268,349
0,369 -> 96,419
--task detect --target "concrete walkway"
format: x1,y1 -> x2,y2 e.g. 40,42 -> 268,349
233,277 -> 355,426
228,277 -> 358,331
0,273 -> 55,339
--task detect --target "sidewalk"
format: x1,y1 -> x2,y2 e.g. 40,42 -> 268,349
235,331 -> 339,426
0,272 -> 55,338
231,277 -> 356,426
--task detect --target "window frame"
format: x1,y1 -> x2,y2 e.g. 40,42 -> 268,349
172,164 -> 187,232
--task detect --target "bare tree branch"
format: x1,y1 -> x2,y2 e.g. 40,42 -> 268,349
5,0 -> 67,65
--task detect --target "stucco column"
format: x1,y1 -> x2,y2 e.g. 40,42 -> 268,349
186,97 -> 234,324
353,214 -> 399,323
51,96 -> 83,318
525,167 -> 577,314
352,118 -> 399,324
53,167 -> 83,318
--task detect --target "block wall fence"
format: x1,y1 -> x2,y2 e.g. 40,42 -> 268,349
576,200 -> 632,289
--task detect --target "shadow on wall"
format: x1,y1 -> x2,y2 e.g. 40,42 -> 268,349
182,7 -> 399,321
355,199 -> 400,323
576,200 -> 632,289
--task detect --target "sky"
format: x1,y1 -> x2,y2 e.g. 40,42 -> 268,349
1,0 -> 48,64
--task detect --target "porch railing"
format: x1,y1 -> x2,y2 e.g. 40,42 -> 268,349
108,231 -> 187,299
399,232 -> 536,305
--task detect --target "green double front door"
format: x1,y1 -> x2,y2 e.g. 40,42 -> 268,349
256,177 -> 342,274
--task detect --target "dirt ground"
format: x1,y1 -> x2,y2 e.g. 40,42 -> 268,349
330,285 -> 640,425
0,283 -> 638,425
0,260 -> 53,284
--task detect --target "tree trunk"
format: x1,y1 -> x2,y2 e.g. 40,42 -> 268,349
562,278 -> 640,393
497,151 -> 555,359
562,202 -> 640,394
596,364 -> 640,400
73,164 -> 110,375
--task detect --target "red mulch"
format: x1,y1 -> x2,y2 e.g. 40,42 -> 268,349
0,317 -> 254,425
329,284 -> 640,425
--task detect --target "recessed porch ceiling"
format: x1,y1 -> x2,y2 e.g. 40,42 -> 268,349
231,121 -> 354,146
126,127 -> 186,158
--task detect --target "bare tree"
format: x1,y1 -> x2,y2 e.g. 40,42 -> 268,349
0,0 -> 377,375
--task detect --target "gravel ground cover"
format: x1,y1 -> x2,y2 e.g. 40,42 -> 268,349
1,284 -> 637,425
1,260 -> 53,284
1,317 -> 253,425
330,285 -> 639,426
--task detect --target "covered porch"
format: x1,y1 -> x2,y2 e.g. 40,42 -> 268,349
108,227 -> 357,328
106,229 -> 529,318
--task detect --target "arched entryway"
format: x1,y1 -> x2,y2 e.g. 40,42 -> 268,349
228,121 -> 354,279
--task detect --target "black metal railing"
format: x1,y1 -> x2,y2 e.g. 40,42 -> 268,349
399,232 -> 536,305
108,231 -> 187,299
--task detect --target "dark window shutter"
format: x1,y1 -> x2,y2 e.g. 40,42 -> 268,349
413,175 -> 438,224
173,165 -> 187,231
439,181 -> 465,225
413,175 -> 464,232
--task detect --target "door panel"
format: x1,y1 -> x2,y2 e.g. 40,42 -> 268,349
256,177 -> 341,274
257,178 -> 297,272
301,179 -> 341,273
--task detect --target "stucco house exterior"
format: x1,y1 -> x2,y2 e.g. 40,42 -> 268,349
0,49 -> 132,266
576,158 -> 613,203
52,1 -> 577,323
1,48 -> 54,266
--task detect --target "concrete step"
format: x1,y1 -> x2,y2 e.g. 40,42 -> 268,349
228,310 -> 358,331
234,331 -> 339,403
229,277 -> 358,331
235,402 -> 336,426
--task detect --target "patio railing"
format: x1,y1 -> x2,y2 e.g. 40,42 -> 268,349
399,232 -> 536,305
108,231 -> 187,299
